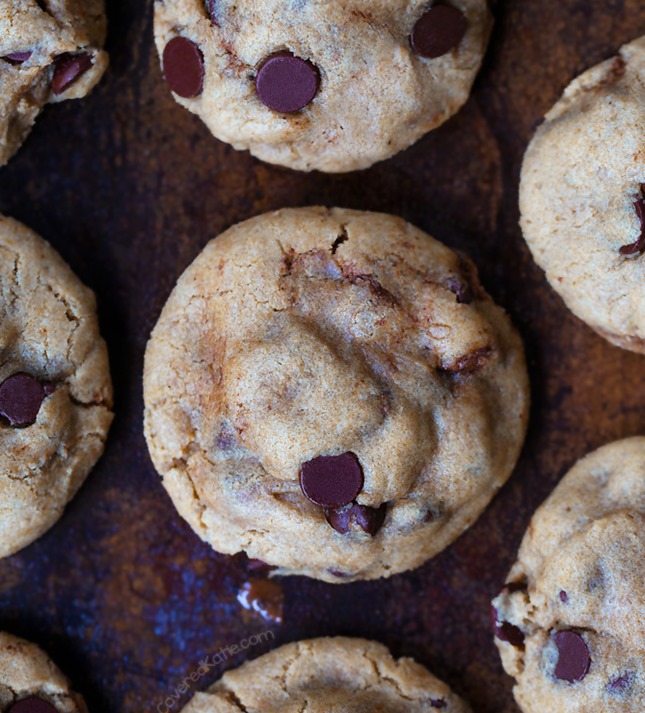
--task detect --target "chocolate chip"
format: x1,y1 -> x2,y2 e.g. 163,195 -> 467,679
300,452 -> 364,508
411,4 -> 468,59
0,373 -> 49,427
552,630 -> 591,683
430,701 -> 447,710
328,568 -> 350,578
620,194 -> 645,256
237,578 -> 284,624
8,699 -> 58,713
503,581 -> 528,594
205,0 -> 220,25
491,606 -> 525,647
607,671 -> 633,695
559,590 -> 568,603
445,276 -> 473,304
163,37 -> 205,98
256,51 -> 320,113
52,53 -> 93,95
4,52 -> 32,64
325,502 -> 387,536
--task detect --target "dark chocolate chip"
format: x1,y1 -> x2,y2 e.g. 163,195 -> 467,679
328,568 -> 350,578
4,52 -> 32,64
607,671 -> 633,695
163,37 -> 205,98
411,4 -> 468,59
300,452 -> 364,508
559,590 -> 569,603
620,194 -> 645,256
503,581 -> 528,594
0,373 -> 49,427
8,699 -> 58,713
52,52 -> 93,95
256,51 -> 320,113
325,502 -> 387,536
552,630 -> 591,683
430,701 -> 447,710
445,276 -> 473,304
491,606 -> 525,647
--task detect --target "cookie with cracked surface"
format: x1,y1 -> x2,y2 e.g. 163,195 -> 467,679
0,215 -> 113,559
520,36 -> 645,353
153,0 -> 492,172
0,632 -> 87,712
179,637 -> 471,712
144,207 -> 529,582
0,0 -> 108,167
492,437 -> 645,713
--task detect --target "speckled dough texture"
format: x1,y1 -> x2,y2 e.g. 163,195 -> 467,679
493,437 -> 645,713
520,36 -> 645,353
0,215 -> 113,559
0,632 -> 87,712
180,637 -> 471,712
144,207 -> 529,582
0,0 -> 108,167
153,0 -> 492,172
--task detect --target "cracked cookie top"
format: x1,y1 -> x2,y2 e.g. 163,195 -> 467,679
520,36 -> 645,353
144,207 -> 529,582
153,0 -> 492,172
492,437 -> 645,713
0,0 -> 108,167
180,637 -> 471,712
0,631 -> 86,712
0,215 -> 113,559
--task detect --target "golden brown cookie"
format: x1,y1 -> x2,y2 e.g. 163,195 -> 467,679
492,437 -> 645,713
153,0 -> 492,172
0,215 -> 113,559
180,637 -> 471,712
144,207 -> 529,582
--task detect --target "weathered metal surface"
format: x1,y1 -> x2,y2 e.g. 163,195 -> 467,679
0,1 -> 643,711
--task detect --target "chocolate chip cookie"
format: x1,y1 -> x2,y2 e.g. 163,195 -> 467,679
180,637 -> 471,712
520,36 -> 645,353
0,0 -> 108,167
153,1 -> 492,172
492,437 -> 645,712
0,215 -> 113,559
0,632 -> 86,712
144,207 -> 529,582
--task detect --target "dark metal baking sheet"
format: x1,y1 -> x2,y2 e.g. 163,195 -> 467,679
0,1 -> 644,711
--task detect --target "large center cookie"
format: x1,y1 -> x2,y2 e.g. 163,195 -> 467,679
520,36 -> 645,353
0,215 -> 113,559
153,0 -> 492,172
180,637 -> 471,712
0,632 -> 86,712
492,438 -> 645,712
0,0 -> 108,167
144,208 -> 529,582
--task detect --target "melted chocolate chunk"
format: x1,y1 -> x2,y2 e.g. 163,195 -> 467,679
325,502 -> 387,536
0,373 -> 50,427
620,192 -> 645,256
237,578 -> 284,624
52,53 -> 93,94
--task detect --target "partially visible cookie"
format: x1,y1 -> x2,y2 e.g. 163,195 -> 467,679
153,0 -> 492,172
0,0 -> 108,167
492,437 -> 645,712
181,637 -> 471,712
0,632 -> 86,712
0,215 -> 113,559
520,36 -> 645,353
144,207 -> 529,582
